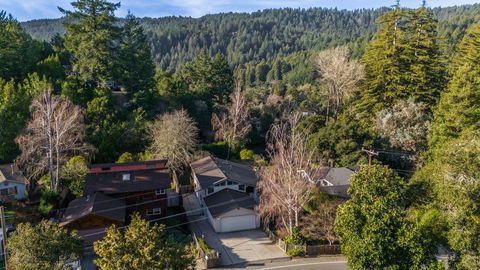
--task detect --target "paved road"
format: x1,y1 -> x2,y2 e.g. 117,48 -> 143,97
218,257 -> 348,270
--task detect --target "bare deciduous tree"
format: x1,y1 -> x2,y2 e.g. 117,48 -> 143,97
15,89 -> 90,191
148,109 -> 198,173
212,84 -> 251,151
257,114 -> 314,236
300,193 -> 343,245
314,46 -> 364,123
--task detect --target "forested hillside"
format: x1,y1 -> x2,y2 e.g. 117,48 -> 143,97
21,4 -> 480,72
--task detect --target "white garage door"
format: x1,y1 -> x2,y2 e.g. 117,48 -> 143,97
220,215 -> 256,232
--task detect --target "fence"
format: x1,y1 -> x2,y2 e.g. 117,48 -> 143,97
263,226 -> 341,256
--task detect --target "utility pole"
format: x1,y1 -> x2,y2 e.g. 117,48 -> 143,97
362,148 -> 378,166
0,206 -> 7,270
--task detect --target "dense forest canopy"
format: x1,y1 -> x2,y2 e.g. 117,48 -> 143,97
20,4 -> 480,72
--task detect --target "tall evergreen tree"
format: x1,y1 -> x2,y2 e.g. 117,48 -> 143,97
354,6 -> 445,125
428,23 -> 480,150
0,11 -> 47,81
181,50 -> 234,105
118,13 -> 156,112
404,7 -> 446,106
0,74 -> 49,162
354,7 -> 407,123
60,0 -> 121,86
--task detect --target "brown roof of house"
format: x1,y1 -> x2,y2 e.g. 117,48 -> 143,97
61,192 -> 126,226
190,156 -> 257,189
204,189 -> 256,218
0,164 -> 26,185
84,169 -> 171,195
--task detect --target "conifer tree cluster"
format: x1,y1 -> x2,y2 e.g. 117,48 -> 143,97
355,6 -> 446,125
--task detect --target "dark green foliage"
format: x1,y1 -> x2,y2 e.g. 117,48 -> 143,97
8,220 -> 83,270
60,0 -> 121,85
428,23 -> 480,151
354,7 -> 445,125
335,165 -> 443,270
308,114 -> 374,166
179,49 -> 234,105
416,132 -> 480,269
118,13 -> 156,112
0,74 -> 49,163
21,5 -> 480,76
201,141 -> 230,159
0,11 -> 50,81
39,188 -> 60,215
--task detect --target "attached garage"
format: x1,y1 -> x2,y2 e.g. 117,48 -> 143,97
204,189 -> 259,233
220,211 -> 257,232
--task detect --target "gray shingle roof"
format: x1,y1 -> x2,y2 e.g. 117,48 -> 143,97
324,167 -> 355,186
61,192 -> 126,226
203,189 -> 256,218
190,156 -> 257,189
0,164 -> 26,185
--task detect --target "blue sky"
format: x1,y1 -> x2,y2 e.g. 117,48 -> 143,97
1,0 -> 479,22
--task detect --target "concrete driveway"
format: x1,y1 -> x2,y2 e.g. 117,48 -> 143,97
189,218 -> 288,266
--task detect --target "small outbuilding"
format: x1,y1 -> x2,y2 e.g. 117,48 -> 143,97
0,164 -> 27,200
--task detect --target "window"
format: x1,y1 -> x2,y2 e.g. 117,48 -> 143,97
101,167 -> 110,171
0,189 -> 7,196
155,189 -> 165,195
147,208 -> 162,216
7,187 -> 17,195
227,180 -> 237,186
207,187 -> 214,194
219,181 -> 226,186
122,174 -> 131,181
238,184 -> 245,191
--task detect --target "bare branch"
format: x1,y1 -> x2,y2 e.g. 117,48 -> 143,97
15,89 -> 92,191
257,113 -> 314,235
212,83 -> 251,149
314,46 -> 364,123
147,109 -> 198,174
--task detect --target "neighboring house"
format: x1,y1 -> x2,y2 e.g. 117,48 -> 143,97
60,192 -> 125,246
190,156 -> 259,233
316,167 -> 357,198
0,164 -> 27,200
61,160 -> 174,245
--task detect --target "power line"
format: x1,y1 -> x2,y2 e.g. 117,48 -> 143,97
80,195 -> 255,238
9,190 -> 182,220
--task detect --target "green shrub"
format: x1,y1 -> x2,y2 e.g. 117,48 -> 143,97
240,149 -> 255,160
39,174 -> 51,188
116,152 -> 134,163
286,246 -> 305,257
283,227 -> 305,245
39,189 -> 60,215
198,237 -> 213,253
201,141 -> 229,159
